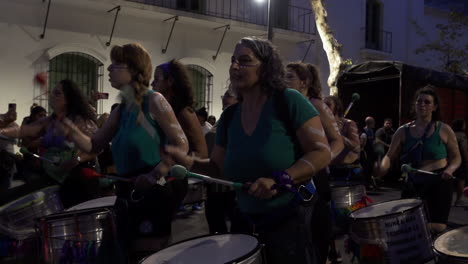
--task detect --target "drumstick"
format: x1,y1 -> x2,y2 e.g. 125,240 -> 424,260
343,93 -> 360,118
19,147 -> 59,166
81,168 -> 134,182
0,133 -> 17,144
401,164 -> 455,179
170,165 -> 248,190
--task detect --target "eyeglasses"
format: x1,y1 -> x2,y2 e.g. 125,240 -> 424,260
416,99 -> 433,105
230,56 -> 260,68
108,64 -> 128,71
221,95 -> 235,100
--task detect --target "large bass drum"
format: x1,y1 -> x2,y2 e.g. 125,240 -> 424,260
433,225 -> 468,264
349,198 -> 433,264
140,234 -> 263,264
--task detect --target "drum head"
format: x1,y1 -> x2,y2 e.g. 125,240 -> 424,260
66,196 -> 117,212
141,234 -> 259,264
350,199 -> 421,219
434,226 -> 468,258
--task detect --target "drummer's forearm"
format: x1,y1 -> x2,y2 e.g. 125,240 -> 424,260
0,125 -> 20,138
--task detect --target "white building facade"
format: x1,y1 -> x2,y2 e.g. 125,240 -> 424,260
0,0 -> 463,121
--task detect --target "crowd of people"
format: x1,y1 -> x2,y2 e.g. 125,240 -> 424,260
0,37 -> 466,264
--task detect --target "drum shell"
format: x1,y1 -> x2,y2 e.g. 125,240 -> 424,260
38,207 -> 118,264
0,186 -> 63,240
182,179 -> 205,205
331,183 -> 366,209
350,199 -> 433,264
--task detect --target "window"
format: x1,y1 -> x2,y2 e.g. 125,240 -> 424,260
176,0 -> 203,12
40,52 -> 104,113
187,65 -> 213,112
365,0 -> 383,50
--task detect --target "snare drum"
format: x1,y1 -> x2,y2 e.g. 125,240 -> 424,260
182,178 -> 205,205
38,196 -> 122,264
330,182 -> 369,235
433,226 -> 468,264
0,185 -> 63,240
350,199 -> 433,264
140,234 -> 263,264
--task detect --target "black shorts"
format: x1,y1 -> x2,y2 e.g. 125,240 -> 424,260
115,178 -> 188,239
402,168 -> 453,224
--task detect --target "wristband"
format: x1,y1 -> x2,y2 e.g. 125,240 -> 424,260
272,171 -> 294,191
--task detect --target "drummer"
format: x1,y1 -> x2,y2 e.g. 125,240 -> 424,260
0,79 -> 99,208
377,86 -> 461,234
165,37 -> 331,264
323,95 -> 361,263
58,43 -> 189,256
286,62 -> 344,264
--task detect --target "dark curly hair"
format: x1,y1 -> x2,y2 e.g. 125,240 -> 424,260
59,79 -> 96,122
287,62 -> 322,99
412,85 -> 442,121
238,37 -> 287,98
324,95 -> 344,117
156,59 -> 194,115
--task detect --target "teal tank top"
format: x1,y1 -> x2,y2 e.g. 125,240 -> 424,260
402,122 -> 448,161
112,90 -> 165,175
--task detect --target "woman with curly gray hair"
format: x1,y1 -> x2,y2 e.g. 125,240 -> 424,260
165,37 -> 331,263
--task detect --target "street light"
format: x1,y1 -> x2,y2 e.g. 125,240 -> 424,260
254,0 -> 273,41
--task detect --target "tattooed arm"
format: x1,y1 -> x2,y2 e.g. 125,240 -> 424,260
310,98 -> 344,160
148,92 -> 189,154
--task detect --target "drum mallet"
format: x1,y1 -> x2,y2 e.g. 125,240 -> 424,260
0,133 -> 18,144
401,164 -> 455,179
81,168 -> 134,183
170,165 -> 249,190
19,147 -> 59,166
343,93 -> 360,118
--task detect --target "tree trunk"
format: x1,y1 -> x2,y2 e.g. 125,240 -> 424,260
309,0 -> 346,95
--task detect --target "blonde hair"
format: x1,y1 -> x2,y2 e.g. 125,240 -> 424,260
110,43 -> 152,106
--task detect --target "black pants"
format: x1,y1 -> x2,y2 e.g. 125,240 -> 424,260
205,190 -> 236,233
231,199 -> 319,264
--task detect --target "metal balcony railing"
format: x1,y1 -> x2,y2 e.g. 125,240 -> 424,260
361,27 -> 392,53
127,0 -> 316,34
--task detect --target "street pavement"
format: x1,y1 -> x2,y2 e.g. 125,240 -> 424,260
168,183 -> 468,263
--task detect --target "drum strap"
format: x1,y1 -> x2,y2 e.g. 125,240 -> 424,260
242,182 -> 317,232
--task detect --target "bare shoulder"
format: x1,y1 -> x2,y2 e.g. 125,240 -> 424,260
439,122 -> 455,136
149,91 -> 172,114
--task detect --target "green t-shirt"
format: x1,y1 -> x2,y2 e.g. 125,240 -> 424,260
216,89 -> 319,214
112,90 -> 165,176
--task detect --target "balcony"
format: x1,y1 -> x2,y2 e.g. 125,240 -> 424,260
126,0 -> 316,34
361,27 -> 393,53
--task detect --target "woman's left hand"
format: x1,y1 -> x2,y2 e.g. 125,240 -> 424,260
248,177 -> 278,199
134,160 -> 172,190
441,170 -> 453,181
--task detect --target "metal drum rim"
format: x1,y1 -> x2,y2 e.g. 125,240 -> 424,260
0,185 -> 60,213
38,207 -> 113,222
433,226 -> 468,260
349,198 -> 423,220
139,233 -> 262,264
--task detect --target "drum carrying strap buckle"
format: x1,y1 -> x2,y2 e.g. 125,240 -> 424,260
130,189 -> 144,203
297,180 -> 316,202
